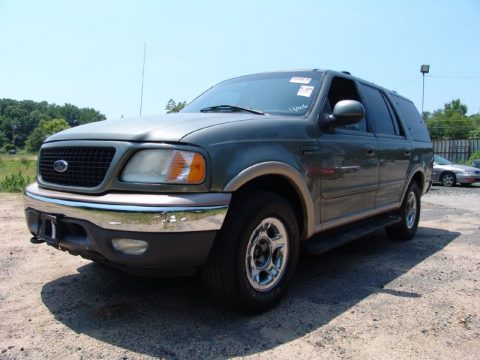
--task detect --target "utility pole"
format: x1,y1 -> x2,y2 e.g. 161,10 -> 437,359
139,42 -> 147,116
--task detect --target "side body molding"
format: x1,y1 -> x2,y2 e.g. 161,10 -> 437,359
223,162 -> 315,239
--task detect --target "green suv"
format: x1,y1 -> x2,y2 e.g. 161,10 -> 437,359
24,70 -> 433,313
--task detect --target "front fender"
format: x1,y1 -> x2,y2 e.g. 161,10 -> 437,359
223,161 -> 315,238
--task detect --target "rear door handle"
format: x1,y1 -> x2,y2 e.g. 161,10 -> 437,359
363,145 -> 376,156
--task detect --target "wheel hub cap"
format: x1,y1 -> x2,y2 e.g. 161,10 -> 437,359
245,217 -> 289,292
405,191 -> 417,229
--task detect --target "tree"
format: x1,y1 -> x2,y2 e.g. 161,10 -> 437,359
0,132 -> 8,150
425,117 -> 445,139
444,99 -> 467,117
470,114 -> 480,128
442,113 -> 474,139
25,118 -> 70,152
422,111 -> 431,120
77,107 -> 106,125
425,99 -> 476,139
165,99 -> 187,113
60,103 -> 81,126
468,128 -> 480,139
0,98 -> 105,150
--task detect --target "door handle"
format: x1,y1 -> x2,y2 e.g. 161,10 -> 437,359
404,151 -> 411,156
363,145 -> 376,156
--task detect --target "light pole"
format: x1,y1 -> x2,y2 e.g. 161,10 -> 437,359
420,64 -> 430,118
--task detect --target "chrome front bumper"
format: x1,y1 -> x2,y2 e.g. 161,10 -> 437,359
24,183 -> 230,233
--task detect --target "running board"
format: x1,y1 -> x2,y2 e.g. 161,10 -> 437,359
303,214 -> 401,255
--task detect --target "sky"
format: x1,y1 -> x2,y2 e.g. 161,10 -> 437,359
1,0 -> 479,119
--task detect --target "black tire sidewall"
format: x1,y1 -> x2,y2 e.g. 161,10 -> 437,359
386,182 -> 421,241
233,193 -> 300,310
400,182 -> 421,238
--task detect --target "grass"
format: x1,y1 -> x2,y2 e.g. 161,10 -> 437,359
0,154 -> 37,192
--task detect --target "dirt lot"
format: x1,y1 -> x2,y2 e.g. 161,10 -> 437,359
1,186 -> 479,360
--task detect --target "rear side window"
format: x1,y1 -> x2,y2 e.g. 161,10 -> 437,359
359,84 -> 397,135
391,94 -> 431,142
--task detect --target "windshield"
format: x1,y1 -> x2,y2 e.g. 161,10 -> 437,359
434,155 -> 452,165
182,72 -> 322,116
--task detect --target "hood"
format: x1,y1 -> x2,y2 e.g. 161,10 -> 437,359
45,113 -> 267,143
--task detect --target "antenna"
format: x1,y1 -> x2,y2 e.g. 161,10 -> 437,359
139,42 -> 147,116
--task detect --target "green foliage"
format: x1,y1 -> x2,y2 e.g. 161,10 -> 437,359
0,132 -> 8,148
0,98 -> 105,150
25,118 -> 70,152
468,128 -> 480,139
470,114 -> 480,128
425,99 -> 477,140
467,150 -> 480,166
1,143 -> 16,153
165,99 -> 187,113
0,171 -> 32,192
0,154 -> 36,193
0,154 -> 36,176
444,99 -> 467,116
443,114 -> 474,139
20,156 -> 30,165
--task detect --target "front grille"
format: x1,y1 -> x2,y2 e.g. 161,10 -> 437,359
39,147 -> 116,187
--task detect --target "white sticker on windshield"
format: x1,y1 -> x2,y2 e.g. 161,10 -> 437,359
290,77 -> 311,84
297,85 -> 314,97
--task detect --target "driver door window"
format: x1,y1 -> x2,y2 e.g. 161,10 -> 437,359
326,77 -> 367,132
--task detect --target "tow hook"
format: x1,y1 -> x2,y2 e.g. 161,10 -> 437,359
30,236 -> 45,244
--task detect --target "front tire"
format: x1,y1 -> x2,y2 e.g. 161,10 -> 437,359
386,182 -> 421,241
441,172 -> 456,187
202,191 -> 300,313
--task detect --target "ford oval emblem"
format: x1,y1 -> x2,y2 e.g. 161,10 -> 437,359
54,160 -> 68,173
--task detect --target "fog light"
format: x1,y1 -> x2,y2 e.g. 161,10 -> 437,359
111,238 -> 148,255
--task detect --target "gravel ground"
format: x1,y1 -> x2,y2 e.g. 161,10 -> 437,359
0,187 -> 479,360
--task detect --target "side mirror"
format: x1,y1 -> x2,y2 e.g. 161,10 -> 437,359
329,100 -> 365,126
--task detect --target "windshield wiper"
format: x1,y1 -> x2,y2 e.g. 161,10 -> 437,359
200,104 -> 266,115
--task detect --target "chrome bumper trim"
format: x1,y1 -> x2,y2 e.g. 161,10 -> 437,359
24,189 -> 230,233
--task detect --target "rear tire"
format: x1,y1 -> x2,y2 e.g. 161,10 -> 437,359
202,191 -> 300,313
386,182 -> 421,241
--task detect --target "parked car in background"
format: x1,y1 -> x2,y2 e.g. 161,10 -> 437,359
432,155 -> 480,187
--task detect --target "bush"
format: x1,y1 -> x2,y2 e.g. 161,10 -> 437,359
20,156 -> 31,165
1,143 -> 16,154
0,172 -> 32,192
467,150 -> 480,166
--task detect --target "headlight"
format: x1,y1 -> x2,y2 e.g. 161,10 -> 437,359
121,149 -> 206,184
455,170 -> 474,175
